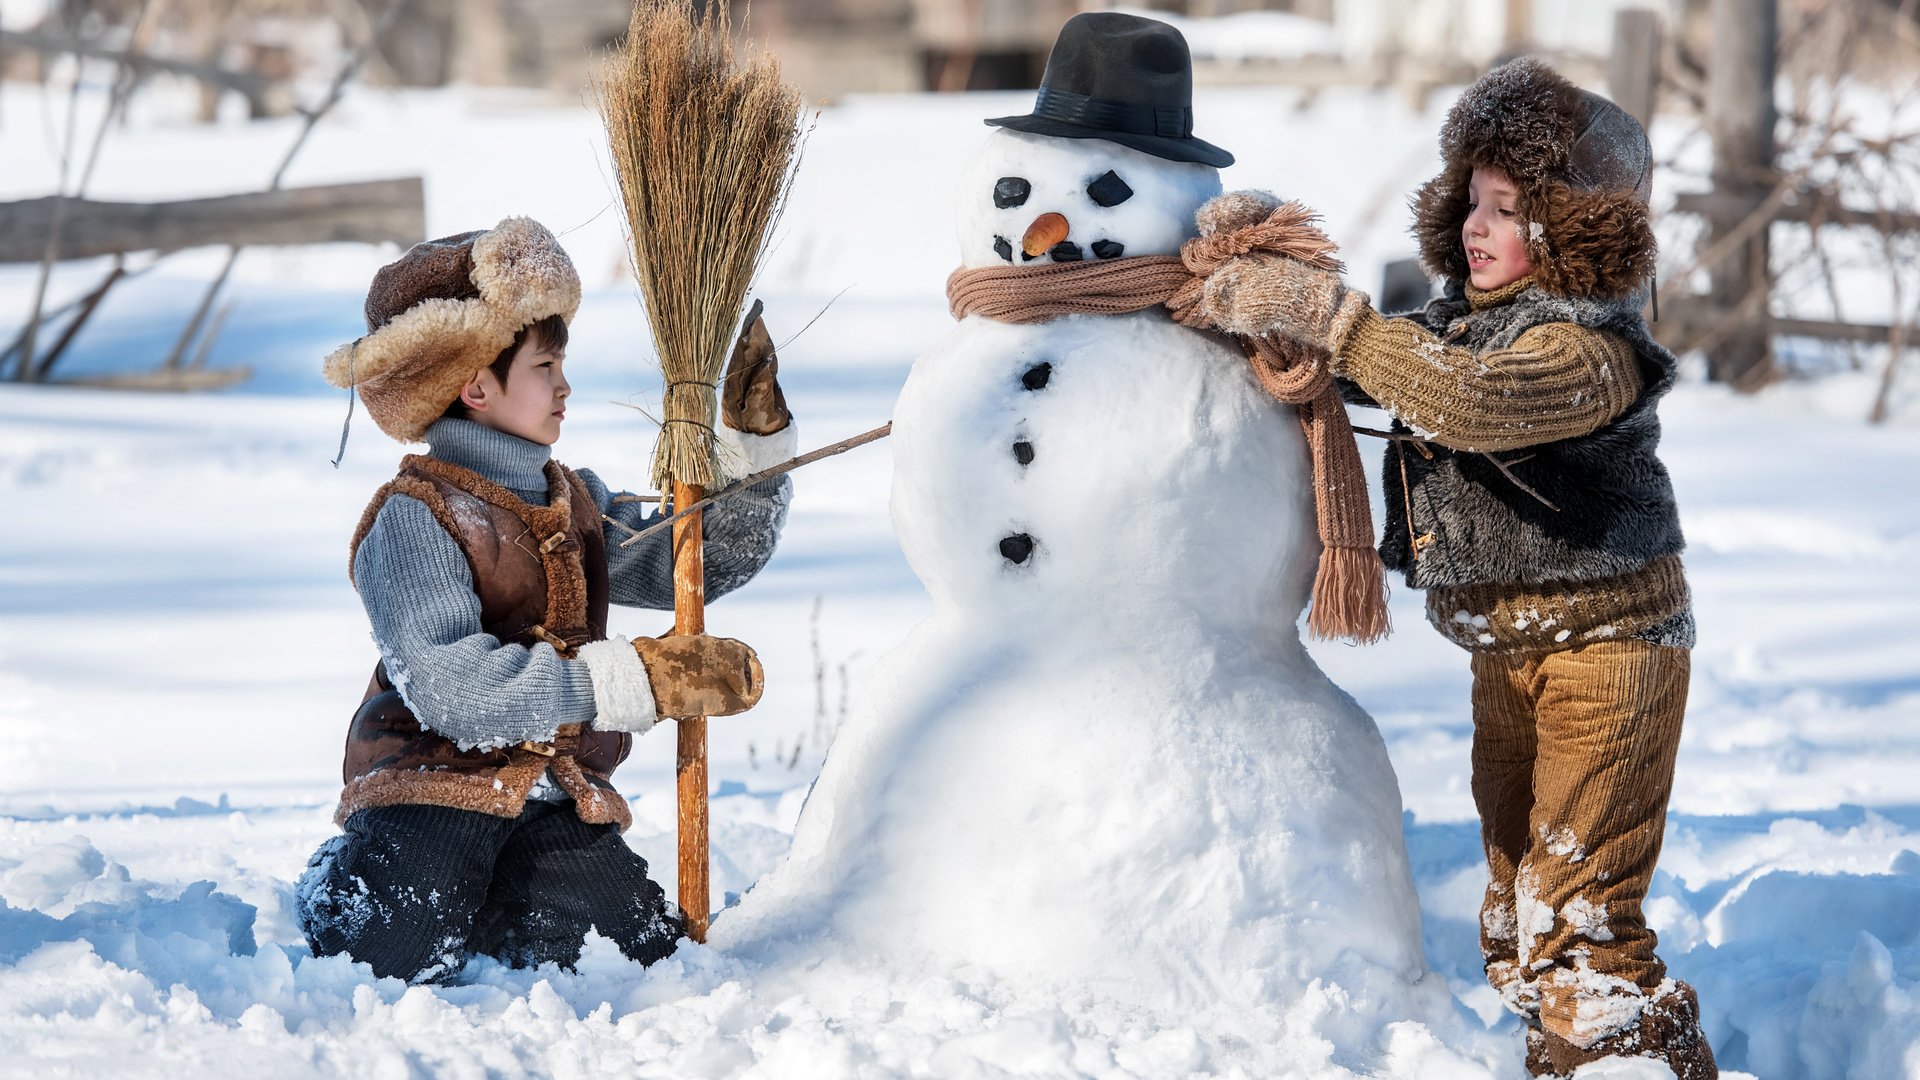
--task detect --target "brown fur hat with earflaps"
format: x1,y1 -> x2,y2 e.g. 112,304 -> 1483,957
1410,56 -> 1657,300
323,217 -> 582,443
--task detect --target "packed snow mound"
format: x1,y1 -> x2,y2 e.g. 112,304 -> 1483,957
0,838 -> 254,962
713,107 -> 1460,1067
718,296 -> 1457,1067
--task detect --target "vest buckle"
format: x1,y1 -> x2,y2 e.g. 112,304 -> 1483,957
517,740 -> 558,757
539,532 -> 579,556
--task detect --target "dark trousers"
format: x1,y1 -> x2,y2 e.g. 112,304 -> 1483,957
297,800 -> 681,983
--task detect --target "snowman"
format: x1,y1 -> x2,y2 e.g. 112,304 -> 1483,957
722,13 -> 1442,1047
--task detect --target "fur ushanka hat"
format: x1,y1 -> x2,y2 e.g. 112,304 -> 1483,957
323,217 -> 581,443
1411,57 -> 1656,300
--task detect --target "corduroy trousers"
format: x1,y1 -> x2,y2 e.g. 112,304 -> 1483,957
296,799 -> 681,982
1469,639 -> 1691,1046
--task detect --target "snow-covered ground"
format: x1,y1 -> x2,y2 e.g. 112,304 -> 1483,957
2,72 -> 1918,1078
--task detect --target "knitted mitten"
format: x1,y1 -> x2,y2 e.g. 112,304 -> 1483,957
1195,189 -> 1286,235
1199,253 -> 1372,355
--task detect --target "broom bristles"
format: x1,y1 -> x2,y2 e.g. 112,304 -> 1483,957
595,0 -> 805,494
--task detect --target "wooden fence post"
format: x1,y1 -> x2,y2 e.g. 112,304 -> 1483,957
1704,0 -> 1778,387
1609,8 -> 1662,131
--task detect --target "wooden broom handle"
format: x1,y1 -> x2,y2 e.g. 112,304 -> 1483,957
671,480 -> 710,943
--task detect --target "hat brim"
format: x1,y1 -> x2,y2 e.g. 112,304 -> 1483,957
985,114 -> 1234,168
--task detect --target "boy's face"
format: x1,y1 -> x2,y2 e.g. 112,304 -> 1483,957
1462,167 -> 1535,291
458,329 -> 570,446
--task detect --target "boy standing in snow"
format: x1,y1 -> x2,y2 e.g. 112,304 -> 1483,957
296,218 -> 797,983
1176,61 -> 1715,1078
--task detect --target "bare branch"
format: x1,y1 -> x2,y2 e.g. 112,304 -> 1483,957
163,0 -> 412,372
618,423 -> 893,549
13,0 -> 157,382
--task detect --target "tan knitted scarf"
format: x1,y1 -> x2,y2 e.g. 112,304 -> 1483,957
944,203 -> 1390,643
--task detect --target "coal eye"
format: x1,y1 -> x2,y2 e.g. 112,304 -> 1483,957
1087,170 -> 1133,207
993,177 -> 1031,209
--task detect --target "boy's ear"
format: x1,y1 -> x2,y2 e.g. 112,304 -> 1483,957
458,369 -> 492,413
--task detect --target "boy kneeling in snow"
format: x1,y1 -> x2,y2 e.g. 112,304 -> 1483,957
296,218 -> 796,982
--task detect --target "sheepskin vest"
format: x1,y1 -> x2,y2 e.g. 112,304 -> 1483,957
336,455 -> 633,830
1380,282 -> 1685,590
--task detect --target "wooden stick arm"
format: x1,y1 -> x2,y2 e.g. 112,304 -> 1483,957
614,422 -> 893,548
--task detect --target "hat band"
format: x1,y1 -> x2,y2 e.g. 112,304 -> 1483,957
1033,86 -> 1192,139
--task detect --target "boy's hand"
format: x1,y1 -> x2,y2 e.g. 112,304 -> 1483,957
630,633 -> 765,718
1192,254 -> 1372,358
722,299 -> 792,436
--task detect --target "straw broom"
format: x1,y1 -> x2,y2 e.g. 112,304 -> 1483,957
596,0 -> 803,943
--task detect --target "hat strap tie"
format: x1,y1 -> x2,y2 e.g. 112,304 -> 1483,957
330,340 -> 359,469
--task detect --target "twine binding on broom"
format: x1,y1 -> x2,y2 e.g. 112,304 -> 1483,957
946,202 -> 1390,643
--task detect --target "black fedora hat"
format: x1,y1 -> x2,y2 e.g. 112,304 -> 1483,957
986,12 -> 1233,168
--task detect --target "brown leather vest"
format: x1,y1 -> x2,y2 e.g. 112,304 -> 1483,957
335,455 -> 633,829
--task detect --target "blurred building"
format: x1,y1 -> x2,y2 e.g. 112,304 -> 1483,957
430,0 -> 1693,102
2,0 -> 1720,103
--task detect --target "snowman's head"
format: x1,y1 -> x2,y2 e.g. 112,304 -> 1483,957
956,129 -> 1223,270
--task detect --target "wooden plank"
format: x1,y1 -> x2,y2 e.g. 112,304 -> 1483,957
1673,189 -> 1920,235
58,366 -> 252,392
1768,316 -> 1908,344
0,178 -> 426,263
1660,299 -> 1905,345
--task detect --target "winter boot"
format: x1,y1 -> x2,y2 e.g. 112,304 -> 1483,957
1523,1019 -> 1563,1078
1542,980 -> 1717,1080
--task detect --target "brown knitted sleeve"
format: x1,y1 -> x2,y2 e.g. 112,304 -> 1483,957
1331,313 -> 1642,452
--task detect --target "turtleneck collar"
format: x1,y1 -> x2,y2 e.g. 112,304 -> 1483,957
1465,276 -> 1535,311
424,417 -> 553,495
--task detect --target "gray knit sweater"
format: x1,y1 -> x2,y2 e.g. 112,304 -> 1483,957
353,417 -> 792,752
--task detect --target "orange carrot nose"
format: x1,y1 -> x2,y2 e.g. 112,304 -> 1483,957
1022,213 -> 1070,257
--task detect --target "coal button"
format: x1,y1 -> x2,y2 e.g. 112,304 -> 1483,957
999,533 -> 1034,564
1021,362 -> 1052,390
1012,440 -> 1034,465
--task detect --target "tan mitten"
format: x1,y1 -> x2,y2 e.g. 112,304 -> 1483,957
631,634 -> 765,718
1203,254 -> 1372,354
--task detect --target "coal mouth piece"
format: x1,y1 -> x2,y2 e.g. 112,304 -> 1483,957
999,533 -> 1035,564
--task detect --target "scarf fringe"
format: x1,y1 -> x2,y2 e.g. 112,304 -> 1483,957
1307,544 -> 1392,644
